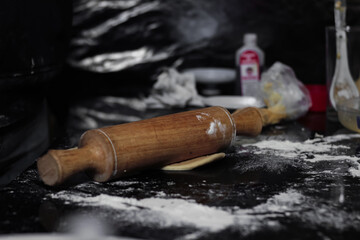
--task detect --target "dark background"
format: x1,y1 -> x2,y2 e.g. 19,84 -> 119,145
2,0 -> 360,96
58,0 -> 360,95
64,0 -> 337,96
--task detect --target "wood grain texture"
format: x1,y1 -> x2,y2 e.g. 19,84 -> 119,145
231,107 -> 263,136
38,107 -> 246,185
97,106 -> 236,180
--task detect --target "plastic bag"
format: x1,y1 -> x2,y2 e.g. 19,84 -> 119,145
144,68 -> 205,108
261,62 -> 312,119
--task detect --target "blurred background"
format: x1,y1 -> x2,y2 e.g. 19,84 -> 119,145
1,0 -> 360,185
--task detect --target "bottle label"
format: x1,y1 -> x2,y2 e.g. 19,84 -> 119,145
238,50 -> 260,96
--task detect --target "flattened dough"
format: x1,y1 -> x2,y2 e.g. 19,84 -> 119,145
162,152 -> 226,171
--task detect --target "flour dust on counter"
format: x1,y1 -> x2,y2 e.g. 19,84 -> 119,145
47,186 -> 360,240
45,189 -> 288,237
241,134 -> 360,177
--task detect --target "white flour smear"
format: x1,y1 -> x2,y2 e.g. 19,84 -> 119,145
50,188 -> 360,238
243,134 -> 360,177
50,189 -> 309,237
51,192 -> 235,232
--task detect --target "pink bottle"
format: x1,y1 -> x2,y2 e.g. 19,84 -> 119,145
235,33 -> 265,97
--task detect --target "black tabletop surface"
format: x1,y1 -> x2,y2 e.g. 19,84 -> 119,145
1,110 -> 360,240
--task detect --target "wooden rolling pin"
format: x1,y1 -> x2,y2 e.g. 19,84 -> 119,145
37,106 -> 264,186
233,105 -> 287,127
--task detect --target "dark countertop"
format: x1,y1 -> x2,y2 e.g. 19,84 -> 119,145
1,110 -> 360,240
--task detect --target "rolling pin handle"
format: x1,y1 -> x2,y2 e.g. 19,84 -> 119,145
37,148 -> 93,186
231,107 -> 264,137
37,138 -> 113,186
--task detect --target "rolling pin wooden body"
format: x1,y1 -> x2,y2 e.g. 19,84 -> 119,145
38,106 -> 246,186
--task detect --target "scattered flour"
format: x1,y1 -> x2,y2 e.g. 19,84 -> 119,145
324,134 -> 360,143
207,122 -> 217,135
107,181 -> 141,187
51,191 -> 236,232
49,189 -> 306,236
47,134 -> 360,238
206,120 -> 227,137
50,187 -> 359,238
196,112 -> 228,138
242,134 -> 360,177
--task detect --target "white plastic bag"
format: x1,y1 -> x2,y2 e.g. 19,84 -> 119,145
261,62 -> 312,119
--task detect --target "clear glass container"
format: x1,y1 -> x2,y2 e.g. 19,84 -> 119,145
326,26 -> 360,121
326,0 -> 360,121
337,97 -> 360,132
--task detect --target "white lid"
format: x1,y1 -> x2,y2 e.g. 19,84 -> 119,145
243,33 -> 257,44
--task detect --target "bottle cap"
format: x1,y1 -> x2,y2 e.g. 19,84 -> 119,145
243,33 -> 257,44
